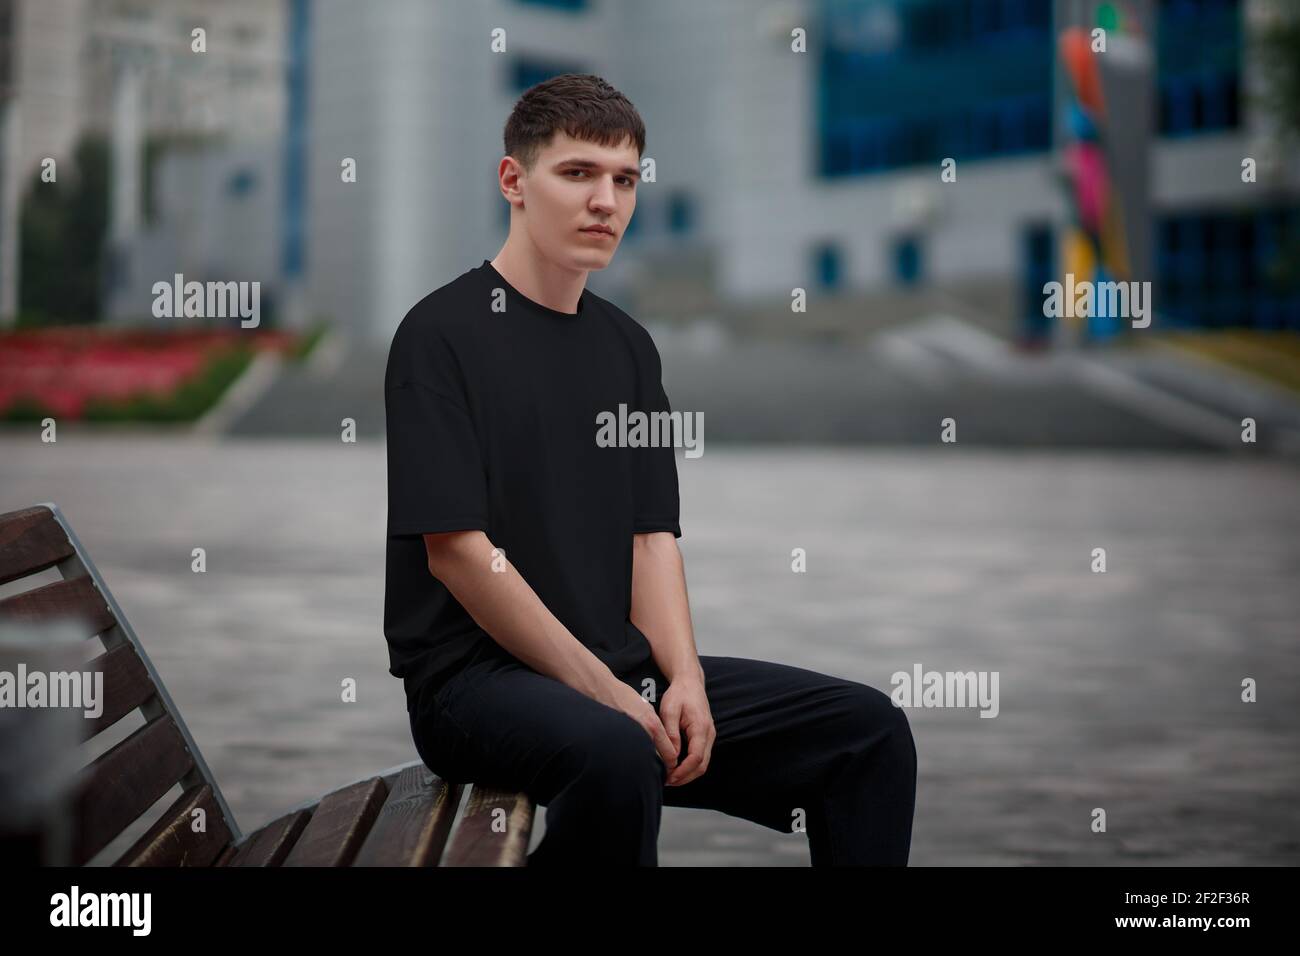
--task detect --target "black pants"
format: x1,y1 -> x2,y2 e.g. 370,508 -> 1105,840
408,650 -> 917,866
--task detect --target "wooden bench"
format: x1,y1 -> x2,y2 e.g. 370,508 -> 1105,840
0,503 -> 535,866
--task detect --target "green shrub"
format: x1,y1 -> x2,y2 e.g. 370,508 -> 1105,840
0,396 -> 59,423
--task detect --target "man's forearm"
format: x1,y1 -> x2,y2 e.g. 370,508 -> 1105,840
426,531 -> 613,701
630,531 -> 704,685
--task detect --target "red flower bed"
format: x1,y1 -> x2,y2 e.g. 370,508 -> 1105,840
0,326 -> 301,419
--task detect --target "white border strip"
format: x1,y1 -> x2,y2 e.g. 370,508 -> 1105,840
191,350 -> 283,438
1067,355 -> 1246,450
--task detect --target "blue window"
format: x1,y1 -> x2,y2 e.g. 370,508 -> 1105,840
667,191 -> 694,235
892,234 -> 923,286
1156,0 -> 1241,137
1156,206 -> 1300,330
1020,223 -> 1056,341
814,243 -> 843,290
515,0 -> 588,9
510,56 -> 587,94
226,167 -> 257,197
622,208 -> 641,240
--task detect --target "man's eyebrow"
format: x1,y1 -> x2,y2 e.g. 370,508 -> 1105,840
555,158 -> 640,179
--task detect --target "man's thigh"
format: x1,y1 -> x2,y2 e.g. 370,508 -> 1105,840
631,654 -> 900,830
410,656 -> 659,798
410,651 -> 899,829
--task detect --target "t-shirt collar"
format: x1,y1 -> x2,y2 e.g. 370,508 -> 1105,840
481,259 -> 585,319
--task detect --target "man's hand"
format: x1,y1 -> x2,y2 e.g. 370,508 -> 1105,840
658,675 -> 715,787
600,676 -> 680,773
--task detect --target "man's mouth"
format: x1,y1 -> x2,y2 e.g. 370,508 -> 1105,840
580,225 -> 615,236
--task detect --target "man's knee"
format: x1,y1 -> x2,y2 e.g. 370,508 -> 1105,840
566,711 -> 663,790
852,683 -> 917,764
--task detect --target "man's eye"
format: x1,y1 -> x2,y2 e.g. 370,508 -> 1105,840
565,170 -> 633,186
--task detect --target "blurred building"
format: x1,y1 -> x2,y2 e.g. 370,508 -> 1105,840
86,0 -> 288,325
0,0 -> 286,326
4,0 -> 1297,341
303,0 -> 1299,347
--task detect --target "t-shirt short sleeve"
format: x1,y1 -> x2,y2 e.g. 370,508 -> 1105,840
385,322 -> 489,538
632,336 -> 682,538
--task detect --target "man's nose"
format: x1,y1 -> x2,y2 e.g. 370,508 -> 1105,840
590,176 -> 617,211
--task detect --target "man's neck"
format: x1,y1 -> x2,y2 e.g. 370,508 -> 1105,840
490,243 -> 587,315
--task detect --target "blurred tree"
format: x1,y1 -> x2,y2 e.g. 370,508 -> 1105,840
18,133 -> 109,325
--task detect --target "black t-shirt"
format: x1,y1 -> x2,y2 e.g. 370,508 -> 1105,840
383,259 -> 682,708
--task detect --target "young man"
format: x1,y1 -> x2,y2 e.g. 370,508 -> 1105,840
384,74 -> 916,866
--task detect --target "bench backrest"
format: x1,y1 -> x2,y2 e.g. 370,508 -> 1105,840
0,503 -> 242,864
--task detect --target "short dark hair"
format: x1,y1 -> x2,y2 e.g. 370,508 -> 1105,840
503,73 -> 646,175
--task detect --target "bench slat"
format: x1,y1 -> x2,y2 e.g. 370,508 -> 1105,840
81,643 -> 158,740
0,575 -> 116,639
74,714 -> 196,865
1,504 -> 540,869
114,784 -> 233,866
281,778 -> 388,867
220,810 -> 311,867
351,765 -> 461,866
442,786 -> 535,867
0,506 -> 75,586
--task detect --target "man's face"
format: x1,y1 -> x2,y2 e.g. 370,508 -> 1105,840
513,130 -> 639,271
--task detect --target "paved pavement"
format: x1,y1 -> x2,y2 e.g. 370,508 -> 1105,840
221,316 -> 1300,459
2,437 -> 1297,865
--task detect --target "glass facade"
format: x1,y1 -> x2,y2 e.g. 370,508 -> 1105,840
1156,0 -> 1241,137
817,0 -> 1054,176
1156,207 -> 1300,329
